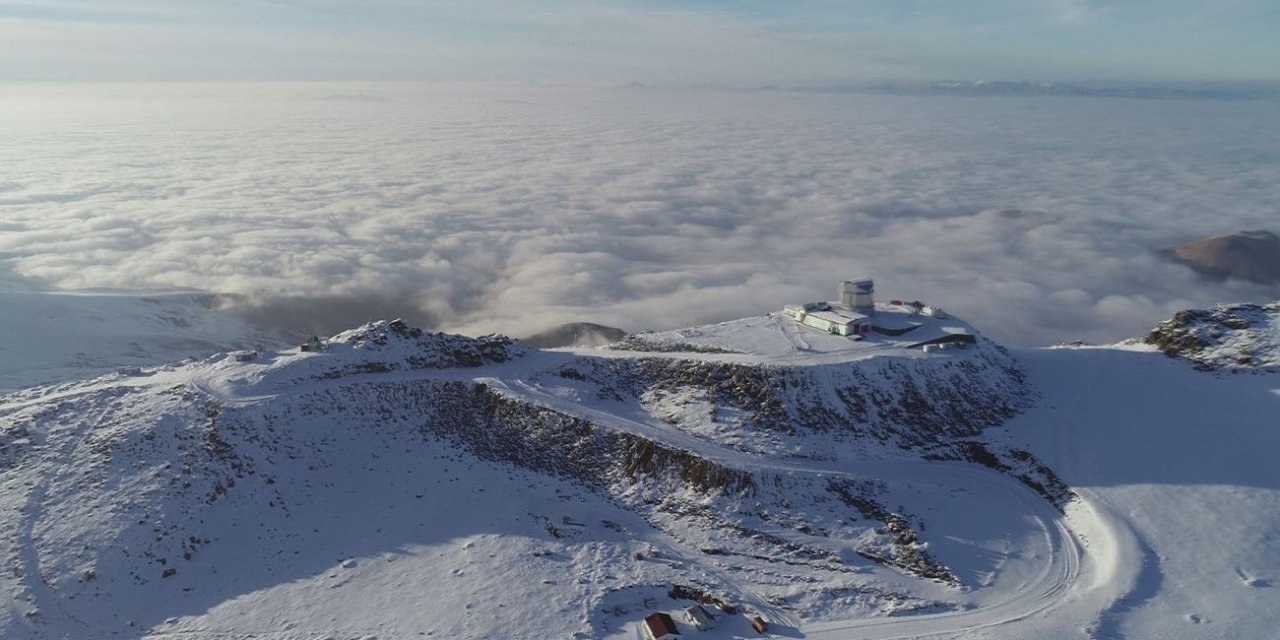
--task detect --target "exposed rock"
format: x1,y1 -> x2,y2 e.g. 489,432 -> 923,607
1142,301 -> 1280,370
311,319 -> 524,379
922,441 -> 1075,509
606,337 -> 741,354
579,345 -> 1028,448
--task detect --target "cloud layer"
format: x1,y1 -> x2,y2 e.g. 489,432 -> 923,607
1,83 -> 1277,345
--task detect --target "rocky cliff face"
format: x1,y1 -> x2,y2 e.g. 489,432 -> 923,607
562,341 -> 1028,455
1143,301 -> 1280,370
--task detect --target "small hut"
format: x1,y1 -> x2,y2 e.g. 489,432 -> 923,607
683,605 -> 714,630
642,612 -> 681,640
751,615 -> 769,634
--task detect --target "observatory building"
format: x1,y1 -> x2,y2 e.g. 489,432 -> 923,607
840,278 -> 875,312
780,277 -> 974,348
783,278 -> 875,337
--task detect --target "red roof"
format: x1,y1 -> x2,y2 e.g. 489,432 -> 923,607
644,612 -> 679,637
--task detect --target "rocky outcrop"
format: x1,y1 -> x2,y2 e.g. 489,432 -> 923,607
573,341 -> 1029,450
1143,302 -> 1280,370
922,441 -> 1074,509
327,380 -> 760,497
827,480 -> 956,583
310,319 -> 525,379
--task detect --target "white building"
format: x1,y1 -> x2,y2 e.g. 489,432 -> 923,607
783,301 -> 870,337
684,605 -> 715,630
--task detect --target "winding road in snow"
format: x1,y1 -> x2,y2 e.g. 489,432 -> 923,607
167,349 -> 1135,639
492,378 -> 1109,640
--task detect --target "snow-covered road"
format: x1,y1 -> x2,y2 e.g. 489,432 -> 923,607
493,376 -> 1126,640
171,352 -> 1128,640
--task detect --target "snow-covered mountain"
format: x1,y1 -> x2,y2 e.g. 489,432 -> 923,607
1,301 -> 1278,639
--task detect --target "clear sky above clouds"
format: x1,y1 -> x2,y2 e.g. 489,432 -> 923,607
2,0 -> 1278,83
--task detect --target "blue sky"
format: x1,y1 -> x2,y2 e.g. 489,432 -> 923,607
1,0 -> 1277,83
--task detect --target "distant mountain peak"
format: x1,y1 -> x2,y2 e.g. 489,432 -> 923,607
1163,229 -> 1280,284
520,322 -> 626,349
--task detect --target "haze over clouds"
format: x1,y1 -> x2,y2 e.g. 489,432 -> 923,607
4,1 -> 1280,84
1,83 -> 1277,345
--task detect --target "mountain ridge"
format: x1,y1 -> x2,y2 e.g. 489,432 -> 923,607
2,302 -> 1278,639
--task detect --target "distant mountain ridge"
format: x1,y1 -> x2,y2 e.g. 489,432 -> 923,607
795,80 -> 1280,101
521,321 -> 627,348
1163,230 -> 1280,284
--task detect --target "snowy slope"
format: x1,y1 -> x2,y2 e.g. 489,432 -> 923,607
1,304 -> 1277,640
0,283 -> 271,394
992,345 -> 1280,639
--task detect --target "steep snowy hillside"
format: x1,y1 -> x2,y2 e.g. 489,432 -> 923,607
2,302 -> 1277,640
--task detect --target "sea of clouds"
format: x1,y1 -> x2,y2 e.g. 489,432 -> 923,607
1,83 -> 1277,345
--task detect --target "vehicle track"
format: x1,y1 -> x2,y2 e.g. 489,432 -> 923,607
493,378 -> 1099,640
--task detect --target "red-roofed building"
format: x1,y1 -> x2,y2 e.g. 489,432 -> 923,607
751,615 -> 769,633
642,612 -> 681,640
